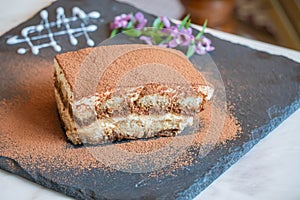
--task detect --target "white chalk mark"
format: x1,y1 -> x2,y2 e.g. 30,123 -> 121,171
6,7 -> 101,55
17,48 -> 27,54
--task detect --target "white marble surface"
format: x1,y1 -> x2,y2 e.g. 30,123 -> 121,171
117,0 -> 184,19
0,0 -> 300,199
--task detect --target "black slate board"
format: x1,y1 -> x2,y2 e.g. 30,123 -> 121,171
0,0 -> 300,199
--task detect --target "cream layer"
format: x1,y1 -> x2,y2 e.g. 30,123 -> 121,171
55,87 -> 193,144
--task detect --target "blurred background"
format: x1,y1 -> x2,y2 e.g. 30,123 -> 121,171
118,0 -> 300,51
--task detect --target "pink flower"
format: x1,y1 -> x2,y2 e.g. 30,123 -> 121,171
110,12 -> 148,30
162,26 -> 194,47
134,12 -> 147,29
110,13 -> 132,29
110,13 -> 215,57
202,37 -> 215,51
194,36 -> 215,55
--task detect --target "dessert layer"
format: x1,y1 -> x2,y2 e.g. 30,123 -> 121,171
54,68 -> 204,144
55,87 -> 193,144
55,44 -> 208,98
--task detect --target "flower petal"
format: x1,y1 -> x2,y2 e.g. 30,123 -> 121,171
168,39 -> 178,48
160,16 -> 171,28
140,36 -> 153,45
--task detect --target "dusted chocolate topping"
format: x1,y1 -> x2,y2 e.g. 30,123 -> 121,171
55,44 -> 206,99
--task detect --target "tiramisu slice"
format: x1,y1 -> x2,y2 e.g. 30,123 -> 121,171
54,44 -> 213,144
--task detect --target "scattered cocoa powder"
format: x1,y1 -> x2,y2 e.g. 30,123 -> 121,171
0,48 -> 241,183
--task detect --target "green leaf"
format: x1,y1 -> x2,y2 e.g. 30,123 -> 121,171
159,22 -> 165,29
110,28 -> 118,38
185,18 -> 191,29
153,17 -> 161,28
123,29 -> 142,37
186,44 -> 195,58
127,20 -> 134,29
143,29 -> 166,37
150,34 -> 161,44
195,19 -> 208,39
159,35 -> 173,45
179,15 -> 190,30
126,13 -> 135,29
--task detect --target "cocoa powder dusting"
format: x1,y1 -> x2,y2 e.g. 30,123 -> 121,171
0,49 -> 241,182
0,57 -> 106,185
56,45 -> 206,98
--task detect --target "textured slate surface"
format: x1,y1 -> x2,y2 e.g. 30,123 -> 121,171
0,0 -> 299,199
